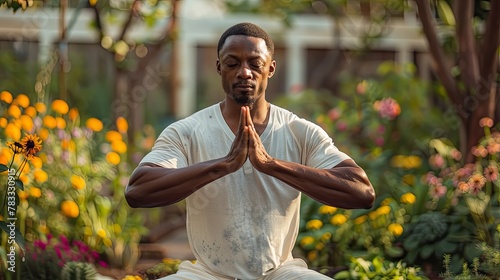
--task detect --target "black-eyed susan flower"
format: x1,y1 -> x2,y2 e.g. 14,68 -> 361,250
20,134 -> 42,159
7,141 -> 24,154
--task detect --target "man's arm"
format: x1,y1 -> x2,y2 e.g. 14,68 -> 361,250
247,118 -> 375,209
125,107 -> 252,208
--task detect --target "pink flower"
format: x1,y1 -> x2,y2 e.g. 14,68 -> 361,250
337,121 -> 347,131
484,165 -> 499,182
373,98 -> 401,120
429,184 -> 447,199
479,117 -> 494,128
468,174 -> 486,194
327,108 -> 341,121
429,154 -> 445,169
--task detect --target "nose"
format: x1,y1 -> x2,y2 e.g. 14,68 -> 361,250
237,63 -> 252,79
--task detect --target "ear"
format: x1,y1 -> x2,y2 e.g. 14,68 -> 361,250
268,60 -> 276,78
216,59 -> 221,75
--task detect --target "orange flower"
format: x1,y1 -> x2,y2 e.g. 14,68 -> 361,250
51,99 -> 69,114
20,115 -> 34,132
5,123 -> 21,141
34,102 -> 47,114
116,117 -> 128,133
15,94 -> 30,108
24,106 -> 37,118
34,169 -> 48,184
70,175 -> 86,190
8,105 -> 21,118
61,200 -> 79,218
29,187 -> 42,198
56,117 -> 66,129
0,118 -> 7,128
68,108 -> 79,121
86,118 -> 103,132
42,115 -> 57,129
106,152 -> 120,165
111,140 -> 127,154
0,91 -> 13,103
105,130 -> 122,142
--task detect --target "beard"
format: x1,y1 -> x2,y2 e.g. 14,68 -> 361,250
232,95 -> 255,107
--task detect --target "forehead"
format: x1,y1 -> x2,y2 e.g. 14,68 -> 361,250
219,35 -> 270,59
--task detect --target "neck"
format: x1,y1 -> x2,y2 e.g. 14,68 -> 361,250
220,98 -> 270,134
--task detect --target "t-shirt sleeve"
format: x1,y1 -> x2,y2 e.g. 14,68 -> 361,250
139,125 -> 188,169
290,119 -> 350,169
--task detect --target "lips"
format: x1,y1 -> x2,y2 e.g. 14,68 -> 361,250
234,83 -> 255,89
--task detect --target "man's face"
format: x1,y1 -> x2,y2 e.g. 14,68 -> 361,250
217,35 -> 276,108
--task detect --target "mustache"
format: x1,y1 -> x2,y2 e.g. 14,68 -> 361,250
233,82 -> 256,88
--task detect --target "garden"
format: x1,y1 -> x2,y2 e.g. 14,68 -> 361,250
0,0 -> 499,279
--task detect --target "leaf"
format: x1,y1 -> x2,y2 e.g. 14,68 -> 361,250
420,244 -> 435,259
0,221 -> 25,251
437,0 -> 456,26
0,164 -> 8,173
15,179 -> 23,191
385,245 -> 404,258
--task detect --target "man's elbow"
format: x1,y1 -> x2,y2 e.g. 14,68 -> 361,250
125,186 -> 141,208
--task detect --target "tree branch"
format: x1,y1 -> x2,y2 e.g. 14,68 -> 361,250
414,0 -> 462,108
455,0 -> 479,92
118,0 -> 140,41
479,0 -> 500,80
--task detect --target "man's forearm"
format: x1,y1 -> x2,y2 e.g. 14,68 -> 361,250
262,159 -> 375,209
125,159 -> 231,208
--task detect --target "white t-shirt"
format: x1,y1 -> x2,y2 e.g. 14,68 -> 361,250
140,103 -> 350,279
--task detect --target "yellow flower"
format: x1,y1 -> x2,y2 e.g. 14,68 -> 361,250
20,134 -> 42,159
113,224 -> 122,234
18,190 -> 29,201
105,130 -> 122,142
20,115 -> 34,132
70,175 -> 86,190
402,174 -> 416,186
103,237 -> 112,247
15,94 -> 30,108
300,236 -> 315,247
39,128 -> 49,141
0,118 -> 7,128
29,187 -> 42,198
330,213 -> 347,226
0,91 -> 13,103
34,169 -> 48,184
116,117 -> 128,133
43,115 -> 57,129
321,232 -> 332,241
5,123 -> 21,141
354,215 -> 367,225
24,106 -> 37,118
61,200 -> 79,218
307,250 -> 318,261
20,174 -> 30,185
388,223 -> 404,236
86,118 -> 103,132
56,117 -> 66,129
318,205 -> 337,215
51,99 -> 69,114
368,211 -> 379,220
400,192 -> 416,204
68,108 -> 79,121
106,152 -> 121,165
34,102 -> 47,114
111,140 -> 127,154
31,157 -> 43,168
97,229 -> 106,238
8,105 -> 21,118
306,219 -> 323,230
376,205 -> 391,215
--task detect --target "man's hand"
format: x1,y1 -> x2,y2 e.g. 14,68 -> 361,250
246,108 -> 274,171
225,106 -> 251,173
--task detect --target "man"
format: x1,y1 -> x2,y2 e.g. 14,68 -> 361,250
126,22 -> 375,280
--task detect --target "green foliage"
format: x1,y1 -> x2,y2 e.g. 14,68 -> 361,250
332,256 -> 429,280
60,262 -> 98,280
440,254 -> 490,280
137,258 -> 183,280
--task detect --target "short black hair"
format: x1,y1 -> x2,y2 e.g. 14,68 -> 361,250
217,22 -> 275,58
